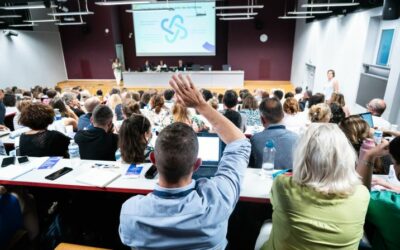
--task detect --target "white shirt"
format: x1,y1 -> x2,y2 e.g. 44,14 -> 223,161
282,112 -> 309,135
323,78 -> 336,99
372,115 -> 391,130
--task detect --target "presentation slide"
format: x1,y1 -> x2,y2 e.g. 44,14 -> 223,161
133,2 -> 216,57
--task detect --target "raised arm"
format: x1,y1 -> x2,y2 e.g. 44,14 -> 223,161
169,74 -> 245,144
356,140 -> 389,190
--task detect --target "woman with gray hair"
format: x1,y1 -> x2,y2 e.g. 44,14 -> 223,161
257,123 -> 369,249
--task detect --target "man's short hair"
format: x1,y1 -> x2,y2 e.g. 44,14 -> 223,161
92,105 -> 113,126
223,90 -> 238,108
308,93 -> 325,108
155,123 -> 198,183
367,98 -> 386,116
284,92 -> 294,99
273,90 -> 284,100
202,89 -> 213,102
259,97 -> 284,124
46,89 -> 57,99
163,89 -> 175,101
295,87 -> 302,94
62,92 -> 75,105
3,94 -> 16,107
84,97 -> 101,113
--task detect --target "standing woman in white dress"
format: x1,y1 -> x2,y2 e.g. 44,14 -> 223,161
324,69 -> 339,99
112,58 -> 123,86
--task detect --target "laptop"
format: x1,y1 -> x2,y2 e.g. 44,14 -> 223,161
358,112 -> 374,128
193,133 -> 224,179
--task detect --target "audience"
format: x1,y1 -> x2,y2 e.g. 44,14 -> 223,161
119,74 -> 250,249
330,92 -> 350,117
222,90 -> 244,131
294,86 -> 302,101
309,103 -> 331,123
13,98 -> 32,130
108,94 -> 122,120
0,90 -> 4,125
257,123 -> 369,249
163,89 -> 175,109
339,116 -> 371,154
62,92 -> 85,117
308,93 -> 325,108
3,93 -> 17,115
273,90 -> 283,101
298,89 -> 312,111
19,103 -> 70,157
121,100 -> 141,119
139,92 -> 151,109
367,98 -> 391,129
357,137 -> 400,249
119,115 -> 152,163
239,95 -> 262,127
78,97 -> 101,131
49,97 -> 78,130
74,105 -> 118,161
250,97 -> 298,169
282,97 -> 308,134
329,102 -> 346,124
145,94 -> 170,126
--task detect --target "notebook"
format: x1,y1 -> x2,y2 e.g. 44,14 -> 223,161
193,133 -> 223,179
0,165 -> 34,180
75,169 -> 121,187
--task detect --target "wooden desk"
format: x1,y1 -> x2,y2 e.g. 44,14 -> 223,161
0,157 -> 271,203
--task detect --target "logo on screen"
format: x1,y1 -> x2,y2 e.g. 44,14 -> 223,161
161,15 -> 188,43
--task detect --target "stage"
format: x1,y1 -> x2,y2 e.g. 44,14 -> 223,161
57,77 -> 294,96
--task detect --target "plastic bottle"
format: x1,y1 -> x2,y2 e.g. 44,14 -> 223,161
261,140 -> 276,178
68,140 -> 80,168
115,149 -> 122,168
374,130 -> 383,144
54,109 -> 62,121
359,138 -> 375,163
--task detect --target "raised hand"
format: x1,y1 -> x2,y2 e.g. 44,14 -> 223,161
169,74 -> 206,109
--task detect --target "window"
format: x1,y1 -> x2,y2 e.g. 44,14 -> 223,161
376,29 -> 394,66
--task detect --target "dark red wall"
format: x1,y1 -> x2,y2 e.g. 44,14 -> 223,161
227,2 -> 296,80
60,1 -> 295,80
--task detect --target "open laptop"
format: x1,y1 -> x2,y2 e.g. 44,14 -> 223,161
193,133 -> 224,179
358,112 -> 374,128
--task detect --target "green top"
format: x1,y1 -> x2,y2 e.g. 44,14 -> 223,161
367,191 -> 400,250
262,175 -> 370,250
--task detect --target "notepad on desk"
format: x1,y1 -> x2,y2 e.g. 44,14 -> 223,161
0,165 -> 34,180
75,169 -> 121,187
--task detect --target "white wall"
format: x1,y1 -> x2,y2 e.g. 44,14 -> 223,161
0,29 -> 67,89
291,6 -> 400,125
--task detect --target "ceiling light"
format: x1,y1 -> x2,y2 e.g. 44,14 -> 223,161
216,5 -> 263,10
126,8 -> 175,12
24,19 -> 58,23
0,15 -> 22,18
49,11 -> 94,16
95,1 -> 150,6
278,15 -> 315,19
9,24 -> 37,27
56,22 -> 87,26
217,12 -> 258,16
287,10 -> 333,14
220,17 -> 255,20
0,4 -> 57,10
301,2 -> 360,8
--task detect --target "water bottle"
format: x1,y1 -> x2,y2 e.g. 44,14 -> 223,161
373,130 -> 383,145
68,140 -> 80,168
359,138 -> 375,163
54,109 -> 62,121
115,149 -> 122,168
261,140 -> 276,178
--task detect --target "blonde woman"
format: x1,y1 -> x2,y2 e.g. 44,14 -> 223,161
163,103 -> 207,132
308,103 -> 331,123
257,123 -> 369,249
282,97 -> 308,134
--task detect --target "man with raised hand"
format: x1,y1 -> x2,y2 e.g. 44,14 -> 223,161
119,74 -> 251,249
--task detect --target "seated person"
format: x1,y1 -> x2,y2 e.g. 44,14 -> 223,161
282,97 -> 308,134
163,89 -> 175,109
177,59 -> 185,71
3,93 -> 17,115
162,103 -> 207,132
50,97 -> 78,131
119,115 -> 152,163
74,105 -> 118,161
119,74 -> 250,249
329,102 -> 345,124
0,90 -> 5,125
239,95 -> 262,127
367,98 -> 391,130
222,90 -> 244,131
156,60 -> 168,72
357,137 -> 400,249
258,123 -> 370,249
78,97 -> 100,131
145,94 -> 170,126
143,60 -> 152,72
62,92 -> 85,117
308,103 -> 331,123
19,103 -> 70,157
13,98 -> 32,131
250,98 -> 298,169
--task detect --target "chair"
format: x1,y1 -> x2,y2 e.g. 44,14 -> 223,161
4,112 -> 16,131
203,65 -> 212,71
222,64 -> 231,71
191,64 -> 201,71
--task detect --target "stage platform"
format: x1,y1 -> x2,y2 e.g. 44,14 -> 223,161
57,79 -> 294,96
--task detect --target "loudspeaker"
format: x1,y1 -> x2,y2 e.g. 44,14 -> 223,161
382,0 -> 400,20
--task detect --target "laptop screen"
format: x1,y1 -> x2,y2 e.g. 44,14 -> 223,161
197,133 -> 222,165
359,112 -> 374,128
